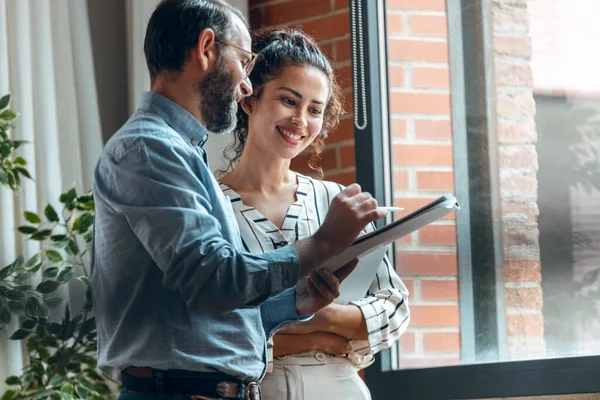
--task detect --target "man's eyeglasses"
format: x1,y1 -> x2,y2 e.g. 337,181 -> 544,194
215,39 -> 258,78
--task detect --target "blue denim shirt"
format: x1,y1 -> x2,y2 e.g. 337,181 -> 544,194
91,92 -> 304,382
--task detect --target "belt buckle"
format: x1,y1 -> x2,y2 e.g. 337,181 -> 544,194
246,382 -> 261,400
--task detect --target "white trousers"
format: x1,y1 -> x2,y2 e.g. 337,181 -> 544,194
260,360 -> 372,400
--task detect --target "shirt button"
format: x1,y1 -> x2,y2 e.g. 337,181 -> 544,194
280,241 -> 287,246
191,139 -> 197,145
315,351 -> 326,362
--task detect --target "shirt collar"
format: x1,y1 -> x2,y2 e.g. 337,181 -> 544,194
138,91 -> 208,147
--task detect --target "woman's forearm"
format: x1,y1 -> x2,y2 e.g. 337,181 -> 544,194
324,303 -> 368,340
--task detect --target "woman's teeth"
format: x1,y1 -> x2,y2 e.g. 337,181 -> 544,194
278,127 -> 302,140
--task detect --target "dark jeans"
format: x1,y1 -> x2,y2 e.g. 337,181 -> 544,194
117,388 -> 222,400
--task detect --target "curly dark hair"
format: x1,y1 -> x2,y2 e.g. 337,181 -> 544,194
223,27 -> 344,177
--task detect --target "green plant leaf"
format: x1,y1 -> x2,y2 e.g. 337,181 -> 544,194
51,234 -> 67,242
0,110 -> 17,121
43,267 -> 59,278
93,383 -> 111,395
6,290 -> 25,301
23,212 -> 41,224
49,374 -> 66,387
59,188 -> 77,204
59,392 -> 74,400
582,268 -> 600,285
25,254 -> 39,269
77,214 -> 94,234
0,390 -> 17,400
75,385 -> 89,399
13,156 -> 26,166
27,262 -> 42,274
14,270 -> 35,284
36,280 -> 61,294
9,255 -> 24,274
0,264 -> 12,280
45,250 -> 63,263
44,297 -> 63,309
0,305 -> 11,325
0,93 -> 10,110
30,229 -> 52,241
57,267 -> 73,284
7,301 -> 24,313
10,328 -> 30,340
4,376 -> 20,385
22,319 -> 36,330
25,297 -> 49,318
14,167 -> 31,179
17,226 -> 37,235
66,240 -> 79,256
44,204 -> 60,223
77,276 -> 90,286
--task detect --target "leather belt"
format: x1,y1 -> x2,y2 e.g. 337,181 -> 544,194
122,367 -> 261,400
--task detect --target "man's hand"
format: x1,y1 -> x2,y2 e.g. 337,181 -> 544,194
295,259 -> 358,316
314,184 -> 386,256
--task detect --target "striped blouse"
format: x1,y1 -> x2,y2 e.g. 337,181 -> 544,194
219,173 -> 410,368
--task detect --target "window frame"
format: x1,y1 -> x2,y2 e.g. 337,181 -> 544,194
350,0 -> 600,398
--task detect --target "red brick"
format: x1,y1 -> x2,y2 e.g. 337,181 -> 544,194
417,171 -> 454,192
506,287 -> 543,311
499,145 -> 538,171
410,15 -> 448,36
423,332 -> 461,352
493,35 -> 532,59
394,170 -> 409,191
497,91 -> 536,117
504,260 -> 541,283
396,252 -> 458,276
501,201 -> 539,223
320,147 -> 338,171
503,227 -> 539,249
335,38 -> 351,62
299,13 -> 350,41
500,170 -> 537,196
497,119 -> 537,144
415,119 -> 452,140
393,145 -> 453,166
342,92 -> 353,115
410,305 -> 460,327
335,65 -> 352,89
419,225 -> 456,246
339,145 -> 355,169
324,170 -> 356,186
401,331 -> 416,352
507,314 -> 544,337
403,279 -> 415,296
413,67 -> 450,89
290,153 -> 313,174
495,60 -> 533,87
389,66 -> 405,87
421,280 -> 458,301
390,92 -> 451,114
334,0 -> 349,10
388,39 -> 448,63
249,7 -> 264,28
320,42 -> 334,62
261,0 -> 331,25
387,14 -> 404,34
401,357 -> 460,368
387,0 -> 446,11
391,118 -> 407,139
493,6 -> 529,34
394,198 -> 455,220
329,117 -> 355,143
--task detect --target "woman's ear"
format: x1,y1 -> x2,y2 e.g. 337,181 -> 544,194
240,96 -> 255,116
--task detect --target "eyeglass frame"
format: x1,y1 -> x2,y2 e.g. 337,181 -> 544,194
215,38 -> 258,79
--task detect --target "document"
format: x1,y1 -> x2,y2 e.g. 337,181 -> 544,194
326,194 -> 460,304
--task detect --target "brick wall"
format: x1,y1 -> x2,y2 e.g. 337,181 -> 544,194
249,0 -> 544,365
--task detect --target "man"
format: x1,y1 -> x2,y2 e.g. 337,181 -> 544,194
91,1 -> 384,399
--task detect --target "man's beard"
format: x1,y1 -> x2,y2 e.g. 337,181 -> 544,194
197,56 -> 238,135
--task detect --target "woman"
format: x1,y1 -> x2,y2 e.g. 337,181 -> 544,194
219,28 -> 410,400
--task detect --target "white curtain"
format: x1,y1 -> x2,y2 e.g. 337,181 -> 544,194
0,0 -> 103,390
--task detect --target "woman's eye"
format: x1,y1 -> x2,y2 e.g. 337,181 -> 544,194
310,108 -> 323,115
282,97 -> 296,106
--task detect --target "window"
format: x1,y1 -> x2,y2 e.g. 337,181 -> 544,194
350,0 -> 600,398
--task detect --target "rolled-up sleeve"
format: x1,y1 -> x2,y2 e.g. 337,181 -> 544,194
94,134 -> 301,315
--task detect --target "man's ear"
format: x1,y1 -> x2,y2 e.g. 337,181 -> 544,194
195,28 -> 218,71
